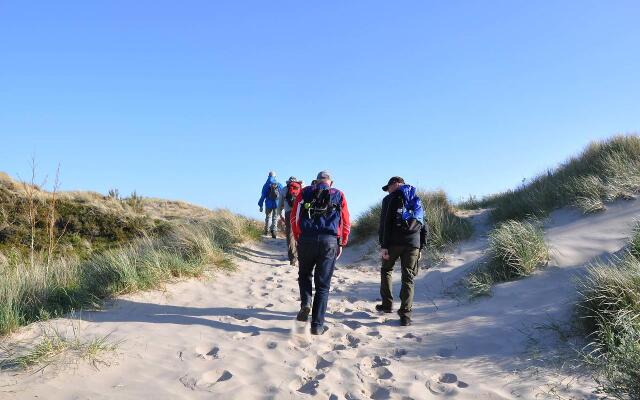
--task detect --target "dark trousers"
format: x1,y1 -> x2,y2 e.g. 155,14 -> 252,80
298,236 -> 338,329
380,245 -> 420,318
264,208 -> 277,234
284,211 -> 297,263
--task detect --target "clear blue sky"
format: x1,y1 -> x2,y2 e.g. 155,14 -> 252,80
2,1 -> 639,219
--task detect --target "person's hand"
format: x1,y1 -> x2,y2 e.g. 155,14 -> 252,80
417,250 -> 423,261
259,206 -> 263,212
380,248 -> 390,260
336,246 -> 343,260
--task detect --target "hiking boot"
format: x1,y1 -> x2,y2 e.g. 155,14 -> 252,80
400,316 -> 412,326
271,230 -> 276,239
310,325 -> 328,335
296,306 -> 311,322
375,304 -> 393,313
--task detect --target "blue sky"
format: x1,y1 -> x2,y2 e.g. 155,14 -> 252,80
1,1 -> 639,219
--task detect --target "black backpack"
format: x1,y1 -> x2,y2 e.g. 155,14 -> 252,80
267,183 -> 279,200
303,187 -> 339,219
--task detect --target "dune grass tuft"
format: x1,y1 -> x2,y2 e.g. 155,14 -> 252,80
461,135 -> 640,221
0,324 -> 120,371
576,225 -> 640,398
351,190 -> 473,256
466,219 -> 549,297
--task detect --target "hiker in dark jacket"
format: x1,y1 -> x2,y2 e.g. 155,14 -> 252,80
377,177 -> 427,326
291,171 -> 351,335
258,171 -> 283,238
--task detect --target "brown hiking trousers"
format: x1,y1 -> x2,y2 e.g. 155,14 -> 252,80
284,211 -> 297,263
380,245 -> 420,317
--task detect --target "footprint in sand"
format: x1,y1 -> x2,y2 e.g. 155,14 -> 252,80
232,331 -> 260,340
426,372 -> 468,395
346,334 -> 361,348
436,348 -> 454,358
290,372 -> 327,396
369,386 -> 392,399
402,333 -> 422,343
179,374 -> 198,390
367,330 -> 382,339
200,369 -> 233,387
342,320 -> 364,330
393,348 -> 407,358
299,355 -> 334,373
179,370 -> 233,391
195,346 -> 220,360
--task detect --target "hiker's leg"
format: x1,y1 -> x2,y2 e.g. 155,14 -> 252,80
310,238 -> 338,330
285,211 -> 297,263
263,209 -> 270,234
268,208 -> 278,232
297,239 -> 316,309
398,247 -> 420,318
380,246 -> 402,310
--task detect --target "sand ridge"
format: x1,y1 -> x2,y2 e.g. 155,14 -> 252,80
3,200 -> 640,399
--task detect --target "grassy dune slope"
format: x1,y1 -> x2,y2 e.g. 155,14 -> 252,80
0,173 -> 260,335
460,135 -> 640,221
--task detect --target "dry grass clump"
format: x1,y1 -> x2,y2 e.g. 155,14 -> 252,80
0,324 -> 119,371
576,224 -> 640,398
467,219 -> 549,297
460,135 -> 640,221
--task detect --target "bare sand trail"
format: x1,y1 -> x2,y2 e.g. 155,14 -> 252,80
2,199 -> 640,399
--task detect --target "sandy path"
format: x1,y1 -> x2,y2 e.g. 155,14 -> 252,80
2,200 -> 639,399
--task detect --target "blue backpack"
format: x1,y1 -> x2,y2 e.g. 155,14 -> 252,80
395,185 -> 424,233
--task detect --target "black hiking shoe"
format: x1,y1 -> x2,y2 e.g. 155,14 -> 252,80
310,325 -> 328,335
296,306 -> 311,322
271,230 -> 276,239
400,316 -> 412,326
375,304 -> 393,313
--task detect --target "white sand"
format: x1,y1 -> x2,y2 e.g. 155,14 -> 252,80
2,199 -> 639,399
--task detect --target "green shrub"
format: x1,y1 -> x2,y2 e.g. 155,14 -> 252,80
577,255 -> 640,399
467,219 -> 549,297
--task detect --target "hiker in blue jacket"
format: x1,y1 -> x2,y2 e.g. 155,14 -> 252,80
377,177 -> 427,326
258,171 -> 283,238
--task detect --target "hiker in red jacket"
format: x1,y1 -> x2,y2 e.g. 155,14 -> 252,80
290,171 -> 350,335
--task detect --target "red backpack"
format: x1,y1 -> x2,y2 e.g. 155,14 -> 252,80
285,181 -> 302,207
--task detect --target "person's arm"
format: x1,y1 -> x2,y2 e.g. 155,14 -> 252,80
277,187 -> 285,216
338,191 -> 351,246
379,196 -> 392,259
290,191 -> 303,241
258,183 -> 267,209
379,196 -> 388,247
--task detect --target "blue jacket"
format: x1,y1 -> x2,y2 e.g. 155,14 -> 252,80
258,176 -> 283,210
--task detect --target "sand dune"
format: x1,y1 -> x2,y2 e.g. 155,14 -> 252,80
3,199 -> 639,399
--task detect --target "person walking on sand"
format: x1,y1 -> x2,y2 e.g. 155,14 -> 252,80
377,177 -> 427,326
291,171 -> 350,335
278,176 -> 303,266
258,171 -> 283,238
